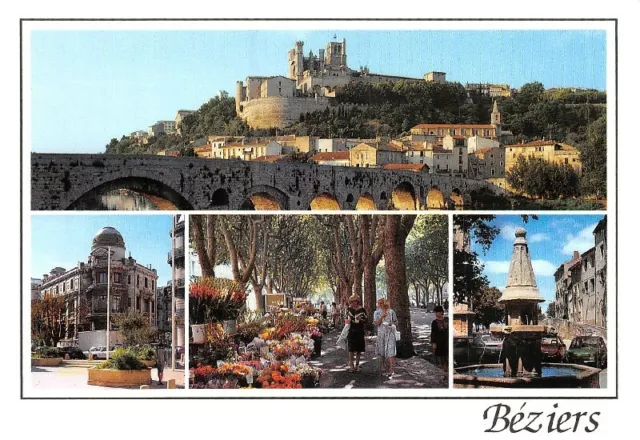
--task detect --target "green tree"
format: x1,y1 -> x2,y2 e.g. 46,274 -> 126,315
473,286 -> 505,328
578,115 -> 607,197
506,156 -> 580,199
114,310 -> 156,346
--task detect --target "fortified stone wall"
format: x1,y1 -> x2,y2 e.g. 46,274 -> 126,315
239,96 -> 331,129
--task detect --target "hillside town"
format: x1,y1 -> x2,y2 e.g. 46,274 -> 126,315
115,38 -> 589,195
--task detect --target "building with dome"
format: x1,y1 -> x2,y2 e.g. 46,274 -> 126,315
39,226 -> 159,343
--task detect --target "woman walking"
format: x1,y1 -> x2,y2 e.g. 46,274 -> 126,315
346,295 -> 367,372
431,305 -> 449,378
373,298 -> 398,377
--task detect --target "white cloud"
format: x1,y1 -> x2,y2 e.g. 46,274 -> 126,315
482,259 -> 556,277
483,260 -> 510,274
499,224 -> 518,241
531,260 -> 557,277
562,223 -> 598,255
528,233 -> 550,243
500,224 -> 548,243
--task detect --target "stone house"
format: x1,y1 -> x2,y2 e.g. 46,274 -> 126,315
504,140 -> 582,176
554,217 -> 607,328
38,227 -> 159,341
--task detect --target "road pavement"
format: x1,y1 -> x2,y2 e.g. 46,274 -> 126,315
312,308 -> 447,388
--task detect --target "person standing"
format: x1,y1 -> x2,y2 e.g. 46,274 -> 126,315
156,344 -> 165,386
331,302 -> 340,326
320,301 -> 328,319
373,298 -> 397,377
430,305 -> 449,377
346,295 -> 367,372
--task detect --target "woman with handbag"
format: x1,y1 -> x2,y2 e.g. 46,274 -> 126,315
373,298 -> 398,377
346,295 -> 367,372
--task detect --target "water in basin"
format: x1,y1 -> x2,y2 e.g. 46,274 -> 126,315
467,365 -> 583,378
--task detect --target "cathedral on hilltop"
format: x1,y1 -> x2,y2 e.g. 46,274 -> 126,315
235,38 -> 445,129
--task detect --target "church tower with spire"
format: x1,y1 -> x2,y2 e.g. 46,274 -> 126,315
491,100 -> 502,139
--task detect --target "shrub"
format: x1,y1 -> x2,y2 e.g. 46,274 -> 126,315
32,346 -> 61,358
136,346 -> 156,361
97,348 -> 146,370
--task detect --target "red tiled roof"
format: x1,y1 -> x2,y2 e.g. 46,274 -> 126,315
412,123 -> 495,130
382,164 -> 429,172
509,140 -> 579,151
477,146 -> 498,155
254,155 -> 285,163
510,140 -> 558,148
311,152 -> 350,161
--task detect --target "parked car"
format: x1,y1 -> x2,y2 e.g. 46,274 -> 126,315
90,346 -> 116,360
454,333 -> 504,367
566,336 -> 607,369
541,336 -> 567,363
57,346 -> 86,360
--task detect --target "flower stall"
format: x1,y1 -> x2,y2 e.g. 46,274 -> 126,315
190,277 -> 247,343
189,305 -> 328,389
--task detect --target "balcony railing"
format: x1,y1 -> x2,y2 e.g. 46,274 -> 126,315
167,247 -> 186,264
166,278 -> 185,289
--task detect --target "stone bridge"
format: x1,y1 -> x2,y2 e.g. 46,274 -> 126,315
31,154 -> 506,211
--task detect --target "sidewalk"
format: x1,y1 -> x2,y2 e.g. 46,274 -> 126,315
312,330 -> 447,389
149,368 -> 185,389
31,366 -> 185,390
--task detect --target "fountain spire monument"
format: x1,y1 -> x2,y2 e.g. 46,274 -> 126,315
491,227 -> 551,377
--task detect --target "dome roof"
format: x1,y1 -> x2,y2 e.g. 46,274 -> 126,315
91,226 -> 125,251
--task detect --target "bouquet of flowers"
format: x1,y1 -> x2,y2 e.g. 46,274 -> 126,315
256,362 -> 302,389
190,362 -> 254,389
275,313 -> 308,339
190,277 -> 247,323
259,327 -> 275,340
294,363 -> 321,388
269,334 -> 312,360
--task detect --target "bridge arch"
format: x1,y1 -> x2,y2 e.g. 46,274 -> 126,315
66,176 -> 193,210
209,188 -> 229,208
240,185 -> 288,210
355,193 -> 376,210
391,182 -> 417,210
426,186 -> 446,210
309,193 -> 340,210
449,188 -> 464,210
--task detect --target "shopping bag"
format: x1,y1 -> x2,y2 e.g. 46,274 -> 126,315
392,325 -> 401,341
336,323 -> 350,350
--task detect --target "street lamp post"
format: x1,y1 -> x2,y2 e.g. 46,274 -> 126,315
171,216 -> 176,370
106,246 -> 112,360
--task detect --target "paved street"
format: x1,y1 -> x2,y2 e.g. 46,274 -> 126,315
312,308 -> 447,389
31,366 -> 185,390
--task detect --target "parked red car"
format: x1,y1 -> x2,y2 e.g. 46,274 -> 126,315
541,336 -> 567,362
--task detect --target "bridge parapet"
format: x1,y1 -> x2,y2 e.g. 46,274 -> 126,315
31,153 -> 505,211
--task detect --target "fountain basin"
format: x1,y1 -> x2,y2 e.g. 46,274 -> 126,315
454,363 -> 601,388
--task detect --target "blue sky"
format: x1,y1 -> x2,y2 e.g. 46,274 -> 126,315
31,215 -> 174,287
470,215 -> 606,308
30,29 -> 606,153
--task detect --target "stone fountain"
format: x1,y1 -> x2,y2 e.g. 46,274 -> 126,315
454,228 -> 601,388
